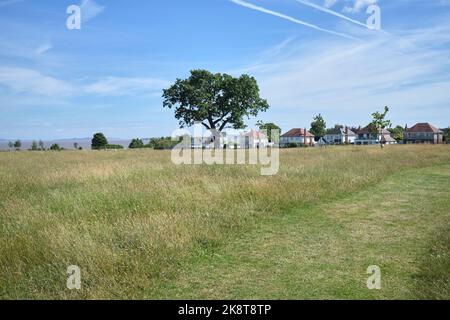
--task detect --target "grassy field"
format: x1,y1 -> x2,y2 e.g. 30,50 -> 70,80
0,145 -> 449,299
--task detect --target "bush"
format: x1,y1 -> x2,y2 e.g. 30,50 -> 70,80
129,138 -> 144,149
49,144 -> 61,151
105,144 -> 124,150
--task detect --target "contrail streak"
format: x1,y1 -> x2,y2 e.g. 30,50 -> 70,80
229,0 -> 358,40
295,0 -> 389,34
295,0 -> 368,28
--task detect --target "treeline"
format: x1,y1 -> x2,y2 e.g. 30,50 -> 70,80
5,140 -> 66,151
92,133 -> 179,150
129,137 -> 180,150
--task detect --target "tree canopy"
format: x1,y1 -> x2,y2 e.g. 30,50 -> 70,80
370,106 -> 392,147
370,106 -> 392,134
256,121 -> 281,143
49,143 -> 61,151
91,133 -> 108,150
163,70 -> 270,133
129,138 -> 145,149
310,114 -> 327,139
388,125 -> 405,142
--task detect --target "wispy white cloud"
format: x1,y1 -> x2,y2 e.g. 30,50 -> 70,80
35,40 -> 53,55
320,0 -> 378,14
296,0 -> 372,29
85,77 -> 169,96
80,0 -> 105,23
0,67 -> 75,96
229,0 -> 358,40
240,22 -> 450,127
343,0 -> 378,14
0,67 -> 168,98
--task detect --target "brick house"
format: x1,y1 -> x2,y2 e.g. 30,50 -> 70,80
404,123 -> 444,144
280,128 -> 315,147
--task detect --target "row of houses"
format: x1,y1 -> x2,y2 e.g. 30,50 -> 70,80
188,122 -> 445,149
279,122 -> 445,147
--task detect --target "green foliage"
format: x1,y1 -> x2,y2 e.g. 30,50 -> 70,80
163,69 -> 269,132
256,121 -> 281,143
388,125 -> 405,142
38,140 -> 45,150
91,133 -> 109,150
31,141 -> 38,151
8,141 -> 14,149
147,137 -> 180,150
310,114 -> 327,139
369,106 -> 392,135
443,127 -> 450,143
105,144 -> 124,150
49,144 -> 61,151
13,140 -> 21,150
129,138 -> 145,149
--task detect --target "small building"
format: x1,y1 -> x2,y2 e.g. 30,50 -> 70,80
324,126 -> 356,145
404,123 -> 444,144
355,125 -> 397,145
280,128 -> 315,147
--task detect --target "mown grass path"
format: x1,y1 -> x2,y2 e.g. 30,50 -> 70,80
156,165 -> 450,299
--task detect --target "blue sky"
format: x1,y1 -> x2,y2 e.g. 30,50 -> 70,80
0,0 -> 449,139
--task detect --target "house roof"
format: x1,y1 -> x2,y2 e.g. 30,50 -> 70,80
381,135 -> 397,143
357,125 -> 390,135
405,123 -> 442,133
281,128 -> 314,138
325,127 -> 356,136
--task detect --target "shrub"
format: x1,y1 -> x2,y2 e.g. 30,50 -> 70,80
105,144 -> 124,150
129,138 -> 145,149
49,144 -> 61,151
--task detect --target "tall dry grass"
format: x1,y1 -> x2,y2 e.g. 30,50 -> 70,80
0,145 -> 449,298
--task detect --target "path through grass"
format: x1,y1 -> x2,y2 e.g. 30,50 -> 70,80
156,165 -> 450,299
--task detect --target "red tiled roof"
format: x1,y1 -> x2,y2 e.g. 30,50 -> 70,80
406,123 -> 441,133
281,128 -> 314,138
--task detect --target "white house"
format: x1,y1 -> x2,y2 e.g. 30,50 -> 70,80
324,126 -> 356,144
355,126 -> 397,145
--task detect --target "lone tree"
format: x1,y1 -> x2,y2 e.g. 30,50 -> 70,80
256,121 -> 281,143
91,133 -> 108,150
8,141 -> 13,150
31,141 -> 38,151
163,70 -> 269,146
310,114 -> 327,140
38,140 -> 45,150
369,106 -> 392,148
14,140 -> 21,150
129,138 -> 144,149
